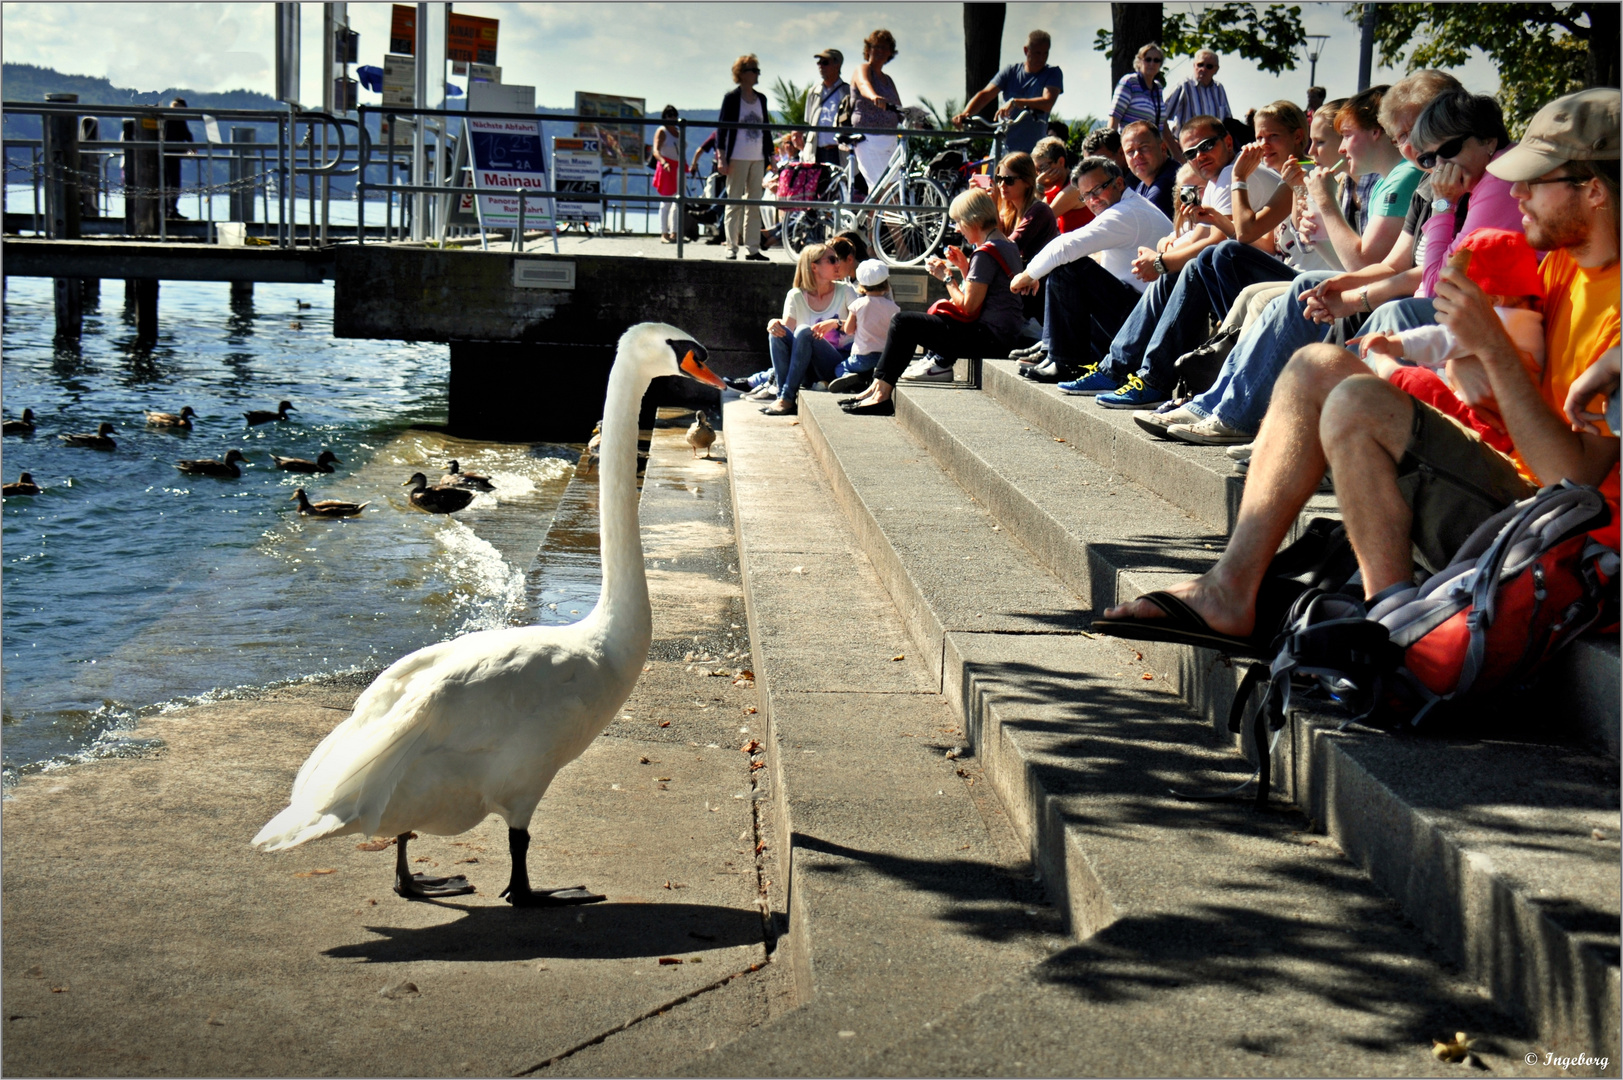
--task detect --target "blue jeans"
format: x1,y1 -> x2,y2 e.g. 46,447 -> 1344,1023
1104,241 -> 1297,390
768,326 -> 847,404
835,351 -> 880,379
1359,297 -> 1437,338
1185,270 -> 1338,435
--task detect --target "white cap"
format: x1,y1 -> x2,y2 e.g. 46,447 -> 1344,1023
856,259 -> 890,287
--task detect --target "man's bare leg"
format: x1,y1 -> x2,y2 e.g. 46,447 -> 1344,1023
1318,374 -> 1417,596
1102,343 -> 1370,636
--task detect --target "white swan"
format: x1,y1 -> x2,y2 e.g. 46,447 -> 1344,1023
253,323 -> 724,904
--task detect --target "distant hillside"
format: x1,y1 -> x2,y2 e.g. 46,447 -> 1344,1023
3,63 -> 277,110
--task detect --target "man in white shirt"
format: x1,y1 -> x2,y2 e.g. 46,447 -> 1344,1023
1009,158 -> 1172,380
802,49 -> 848,166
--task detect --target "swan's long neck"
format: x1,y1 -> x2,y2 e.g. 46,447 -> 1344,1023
588,354 -> 653,642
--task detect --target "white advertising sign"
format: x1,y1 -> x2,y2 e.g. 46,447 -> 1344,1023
551,137 -> 602,224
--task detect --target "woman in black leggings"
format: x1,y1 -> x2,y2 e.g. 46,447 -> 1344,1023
842,188 -> 1026,415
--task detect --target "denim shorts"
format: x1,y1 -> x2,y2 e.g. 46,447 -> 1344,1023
1396,399 -> 1537,573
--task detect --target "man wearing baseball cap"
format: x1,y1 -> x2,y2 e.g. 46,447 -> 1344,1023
1095,87 -> 1621,650
803,49 -> 848,166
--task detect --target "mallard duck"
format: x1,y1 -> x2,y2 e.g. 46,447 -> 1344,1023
59,422 -> 116,449
176,448 -> 248,477
3,408 -> 37,436
289,321 -> 303,331
272,450 -> 340,474
291,487 -> 367,517
245,400 -> 296,426
440,459 -> 494,491
147,406 -> 197,429
4,472 -> 41,496
686,410 -> 716,458
254,324 -> 726,906
403,472 -> 475,514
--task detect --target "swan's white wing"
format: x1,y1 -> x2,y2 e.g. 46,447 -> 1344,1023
253,628 -> 595,850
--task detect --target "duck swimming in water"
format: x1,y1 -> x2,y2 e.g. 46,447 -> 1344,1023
272,450 -> 340,474
440,459 -> 494,491
253,325 -> 725,904
4,472 -> 41,497
245,400 -> 296,426
176,448 -> 248,477
59,422 -> 116,450
291,488 -> 367,518
147,406 -> 198,429
4,408 -> 37,436
402,472 -> 475,514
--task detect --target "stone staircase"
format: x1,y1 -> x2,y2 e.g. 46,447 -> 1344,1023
746,360 -> 1620,1066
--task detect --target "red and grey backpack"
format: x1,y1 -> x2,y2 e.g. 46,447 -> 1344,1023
1227,482 -> 1618,805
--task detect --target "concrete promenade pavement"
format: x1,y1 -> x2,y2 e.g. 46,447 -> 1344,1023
0,419 -> 793,1077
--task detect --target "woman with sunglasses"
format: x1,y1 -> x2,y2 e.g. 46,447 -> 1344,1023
994,152 -> 1058,328
1410,89 -> 1521,297
717,54 -> 775,261
758,243 -> 857,416
1108,43 -> 1165,134
850,29 -> 903,198
841,189 -> 1025,414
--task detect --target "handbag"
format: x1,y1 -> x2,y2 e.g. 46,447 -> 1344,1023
652,158 -> 678,197
927,240 -> 1018,322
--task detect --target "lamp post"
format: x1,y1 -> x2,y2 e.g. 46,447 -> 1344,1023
1304,34 -> 1330,90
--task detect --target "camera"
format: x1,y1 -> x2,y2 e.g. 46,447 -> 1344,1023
1177,185 -> 1200,207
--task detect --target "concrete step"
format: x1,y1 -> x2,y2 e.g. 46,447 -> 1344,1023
796,386 -> 1620,1062
981,358 -> 1620,759
712,395 -> 1552,1076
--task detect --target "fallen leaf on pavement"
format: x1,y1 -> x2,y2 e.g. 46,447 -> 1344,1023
1432,1032 -> 1473,1063
639,756 -> 651,764
663,880 -> 687,890
1141,673 -> 1154,680
657,957 -> 684,965
891,654 -> 905,661
294,869 -> 337,877
755,841 -> 767,854
659,720 -> 671,728
741,739 -> 761,754
750,761 -> 765,771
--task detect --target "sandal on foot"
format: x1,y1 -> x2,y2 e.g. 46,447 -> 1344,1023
1091,590 -> 1262,656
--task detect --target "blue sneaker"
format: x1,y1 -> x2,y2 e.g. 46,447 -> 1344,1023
1096,374 -> 1171,409
1057,364 -> 1121,395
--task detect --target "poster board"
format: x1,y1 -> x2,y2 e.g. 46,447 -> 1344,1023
382,54 -> 415,106
389,5 -> 416,54
465,109 -> 553,230
551,137 -> 603,224
446,13 -> 499,65
574,92 -> 647,169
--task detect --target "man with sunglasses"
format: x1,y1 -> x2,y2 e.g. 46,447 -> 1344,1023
1164,50 -> 1231,154
802,50 -> 849,166
952,30 -> 1063,155
1096,88 -> 1621,653
1008,157 -> 1173,380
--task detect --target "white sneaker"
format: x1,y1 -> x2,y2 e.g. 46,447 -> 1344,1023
1132,405 -> 1200,436
901,363 -> 955,382
1168,416 -> 1253,445
809,381 -> 828,392
1225,442 -> 1255,462
744,384 -> 777,401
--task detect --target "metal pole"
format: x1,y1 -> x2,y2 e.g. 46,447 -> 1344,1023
675,120 -> 685,259
412,3 -> 429,241
1357,3 -> 1378,92
157,110 -> 167,242
516,187 -> 526,251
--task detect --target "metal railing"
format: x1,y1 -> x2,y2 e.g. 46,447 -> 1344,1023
4,99 -> 1001,259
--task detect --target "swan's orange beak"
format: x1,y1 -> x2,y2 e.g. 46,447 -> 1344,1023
680,350 -> 727,390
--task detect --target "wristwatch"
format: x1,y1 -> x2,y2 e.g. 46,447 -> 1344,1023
1432,196 -> 1453,214
1153,253 -> 1168,276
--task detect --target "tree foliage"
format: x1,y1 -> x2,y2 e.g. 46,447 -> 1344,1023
770,77 -> 809,127
1094,3 -> 1309,77
1354,3 -> 1617,134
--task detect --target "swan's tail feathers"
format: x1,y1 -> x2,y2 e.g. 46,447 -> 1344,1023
252,805 -> 355,851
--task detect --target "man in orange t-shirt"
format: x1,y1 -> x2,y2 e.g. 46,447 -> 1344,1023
1094,88 -> 1620,651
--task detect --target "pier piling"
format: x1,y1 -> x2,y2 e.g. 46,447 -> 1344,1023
45,93 -> 83,339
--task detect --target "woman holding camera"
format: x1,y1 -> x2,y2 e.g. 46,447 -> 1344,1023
840,189 -> 1024,414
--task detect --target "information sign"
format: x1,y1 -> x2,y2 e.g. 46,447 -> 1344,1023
447,14 -> 499,65
574,92 -> 648,169
465,115 -> 554,230
552,137 -> 603,224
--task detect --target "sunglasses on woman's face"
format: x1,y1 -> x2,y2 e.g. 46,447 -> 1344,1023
741,66 -> 760,74
1143,55 -> 1164,64
994,174 -> 1021,185
1417,134 -> 1469,170
818,254 -> 841,264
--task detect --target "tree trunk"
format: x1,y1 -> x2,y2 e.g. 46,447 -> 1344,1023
1587,2 -> 1619,88
1111,3 -> 1162,84
964,3 -> 1007,121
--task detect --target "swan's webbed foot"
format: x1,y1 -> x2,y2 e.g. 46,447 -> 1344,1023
395,872 -> 475,899
501,884 -> 605,907
503,826 -> 605,907
393,832 -> 476,900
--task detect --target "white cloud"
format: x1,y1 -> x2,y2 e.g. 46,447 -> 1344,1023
3,1 -> 1501,120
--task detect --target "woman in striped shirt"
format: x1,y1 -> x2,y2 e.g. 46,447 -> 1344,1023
1109,43 -> 1165,132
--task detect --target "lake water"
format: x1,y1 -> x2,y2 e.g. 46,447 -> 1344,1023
1,276 -> 599,786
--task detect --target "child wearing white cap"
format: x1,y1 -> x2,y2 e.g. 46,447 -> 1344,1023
830,260 -> 902,393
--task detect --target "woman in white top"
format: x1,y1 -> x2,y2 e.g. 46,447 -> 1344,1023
717,54 -> 773,261
652,105 -> 682,243
761,243 -> 856,415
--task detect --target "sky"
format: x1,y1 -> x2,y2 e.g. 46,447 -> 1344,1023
1,2 -> 1501,120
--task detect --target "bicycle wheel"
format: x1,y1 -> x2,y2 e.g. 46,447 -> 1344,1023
782,208 -> 833,257
868,175 -> 950,266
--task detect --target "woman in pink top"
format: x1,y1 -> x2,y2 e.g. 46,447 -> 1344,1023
1411,89 -> 1523,297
